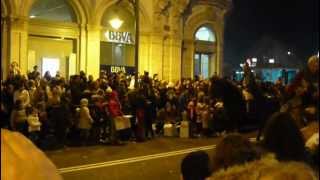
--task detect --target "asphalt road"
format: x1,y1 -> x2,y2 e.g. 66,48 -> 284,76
45,134 -> 256,180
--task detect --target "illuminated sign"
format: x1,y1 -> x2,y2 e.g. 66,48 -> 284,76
111,66 -> 126,73
269,58 -> 275,64
105,31 -> 134,44
100,65 -> 136,74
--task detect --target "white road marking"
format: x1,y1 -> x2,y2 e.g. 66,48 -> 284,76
58,137 -> 257,174
58,145 -> 216,174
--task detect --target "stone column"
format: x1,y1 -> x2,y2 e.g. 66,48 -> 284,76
8,16 -> 29,74
138,33 -> 151,75
1,17 -> 9,79
216,21 -> 224,77
85,24 -> 100,79
149,33 -> 165,79
168,36 -> 182,82
78,24 -> 87,74
162,36 -> 171,81
182,39 -> 194,78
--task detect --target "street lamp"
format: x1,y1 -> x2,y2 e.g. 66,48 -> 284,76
109,18 -> 123,29
113,0 -> 139,87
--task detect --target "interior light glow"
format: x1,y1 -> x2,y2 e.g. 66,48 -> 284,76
252,58 -> 257,63
109,18 -> 123,30
269,58 -> 275,64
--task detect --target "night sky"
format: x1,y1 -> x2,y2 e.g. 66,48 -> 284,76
224,0 -> 319,68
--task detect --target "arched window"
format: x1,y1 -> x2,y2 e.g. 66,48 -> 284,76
29,0 -> 76,22
101,5 -> 135,31
195,26 -> 215,42
100,4 -> 136,68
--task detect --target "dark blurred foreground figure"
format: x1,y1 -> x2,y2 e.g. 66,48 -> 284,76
262,112 -> 309,162
181,151 -> 211,180
1,129 -> 62,180
210,78 -> 246,132
212,134 -> 260,172
284,55 -> 319,125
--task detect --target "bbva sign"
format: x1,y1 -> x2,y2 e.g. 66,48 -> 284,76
105,31 -> 134,44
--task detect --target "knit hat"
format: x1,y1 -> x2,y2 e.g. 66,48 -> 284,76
80,98 -> 88,107
105,86 -> 113,93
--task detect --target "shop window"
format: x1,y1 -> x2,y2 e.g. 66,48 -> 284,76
194,53 -> 210,79
100,4 -> 135,68
195,26 -> 215,42
29,0 -> 76,22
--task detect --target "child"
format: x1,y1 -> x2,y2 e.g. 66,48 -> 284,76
187,98 -> 197,138
26,107 -> 41,145
201,97 -> 210,137
196,96 -> 205,137
78,98 -> 93,146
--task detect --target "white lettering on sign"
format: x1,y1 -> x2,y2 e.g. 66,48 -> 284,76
110,66 -> 126,73
105,31 -> 134,44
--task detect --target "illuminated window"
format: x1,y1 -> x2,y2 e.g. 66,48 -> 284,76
29,0 -> 76,22
42,57 -> 60,76
195,26 -> 215,42
194,53 -> 210,79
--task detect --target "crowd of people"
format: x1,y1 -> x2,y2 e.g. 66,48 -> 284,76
1,55 -> 318,148
179,55 -> 319,180
0,55 -> 318,179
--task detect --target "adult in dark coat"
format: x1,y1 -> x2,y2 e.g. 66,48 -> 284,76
145,86 -> 156,139
210,78 -> 246,132
70,75 -> 83,106
54,95 -> 72,147
133,88 -> 147,142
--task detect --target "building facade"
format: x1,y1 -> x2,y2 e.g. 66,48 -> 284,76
1,0 -> 231,82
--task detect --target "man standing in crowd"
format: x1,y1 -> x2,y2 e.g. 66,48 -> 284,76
28,65 -> 40,80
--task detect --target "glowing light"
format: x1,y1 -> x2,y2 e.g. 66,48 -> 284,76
287,51 -> 291,55
246,59 -> 251,66
252,58 -> 257,63
29,15 -> 36,18
109,18 -> 123,30
269,58 -> 275,64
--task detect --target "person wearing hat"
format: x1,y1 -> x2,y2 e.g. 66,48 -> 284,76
78,98 -> 93,146
106,87 -> 123,145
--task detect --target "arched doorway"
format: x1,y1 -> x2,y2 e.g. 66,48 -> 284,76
28,0 -> 79,78
193,25 -> 216,79
100,4 -> 136,74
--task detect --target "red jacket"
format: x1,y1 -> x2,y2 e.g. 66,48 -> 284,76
107,91 -> 123,118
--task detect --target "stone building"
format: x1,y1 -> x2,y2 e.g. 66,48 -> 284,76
1,0 -> 231,81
